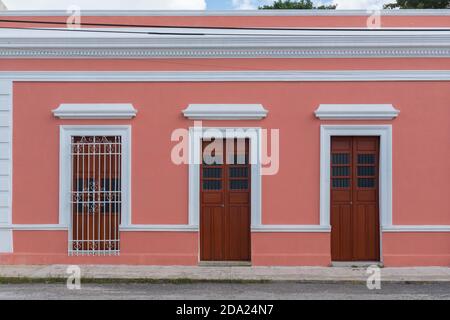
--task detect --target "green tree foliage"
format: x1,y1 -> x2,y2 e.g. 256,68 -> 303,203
259,0 -> 337,10
384,0 -> 450,9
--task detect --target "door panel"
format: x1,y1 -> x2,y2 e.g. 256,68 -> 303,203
200,138 -> 251,262
331,136 -> 380,262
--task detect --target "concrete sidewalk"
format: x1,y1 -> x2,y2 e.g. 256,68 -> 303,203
0,265 -> 449,283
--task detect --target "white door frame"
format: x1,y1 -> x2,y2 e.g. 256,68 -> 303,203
320,125 -> 393,262
188,126 -> 262,228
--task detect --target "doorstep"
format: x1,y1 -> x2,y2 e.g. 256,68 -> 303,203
332,261 -> 384,268
198,261 -> 252,267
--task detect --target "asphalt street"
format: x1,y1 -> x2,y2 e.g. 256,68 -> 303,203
0,282 -> 449,300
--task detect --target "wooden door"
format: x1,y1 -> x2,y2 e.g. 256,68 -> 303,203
330,136 -> 380,261
200,138 -> 251,261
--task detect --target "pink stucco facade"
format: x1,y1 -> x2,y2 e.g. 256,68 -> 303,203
0,11 -> 449,266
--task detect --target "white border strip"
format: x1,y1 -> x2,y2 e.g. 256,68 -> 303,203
383,225 -> 450,232
0,80 -> 12,253
1,70 -> 450,82
5,224 -> 450,233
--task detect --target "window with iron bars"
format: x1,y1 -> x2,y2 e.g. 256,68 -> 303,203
69,136 -> 122,256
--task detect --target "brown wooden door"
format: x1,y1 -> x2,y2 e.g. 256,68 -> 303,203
200,138 -> 251,261
330,136 -> 380,261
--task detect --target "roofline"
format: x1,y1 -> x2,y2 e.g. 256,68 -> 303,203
1,28 -> 449,59
0,9 -> 450,17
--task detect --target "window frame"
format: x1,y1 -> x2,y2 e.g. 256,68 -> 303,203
59,126 -> 132,233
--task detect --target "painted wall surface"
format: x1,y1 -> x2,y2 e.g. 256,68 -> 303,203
1,14 -> 450,28
1,79 -> 448,266
0,13 -> 449,266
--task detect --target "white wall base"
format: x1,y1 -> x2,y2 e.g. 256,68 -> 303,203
0,229 -> 12,252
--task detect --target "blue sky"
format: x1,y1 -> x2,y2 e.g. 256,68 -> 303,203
2,0 -> 394,10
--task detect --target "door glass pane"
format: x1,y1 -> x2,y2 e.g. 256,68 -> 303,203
332,178 -> 350,188
358,154 -> 375,165
358,178 -> 375,188
203,167 -> 222,178
332,166 -> 350,177
203,180 -> 222,190
230,180 -> 248,190
357,166 -> 375,176
332,153 -> 350,165
229,167 -> 249,178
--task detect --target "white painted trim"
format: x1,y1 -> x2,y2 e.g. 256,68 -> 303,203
383,225 -> 450,232
188,126 -> 262,227
1,70 -> 449,82
9,224 -> 68,231
53,103 -> 137,120
252,225 -> 331,233
1,28 -> 450,58
0,80 -> 12,253
315,104 -> 400,120
3,223 -> 450,233
320,125 -> 393,227
59,126 -> 132,228
0,229 -> 12,252
182,104 -> 268,120
1,10 -> 450,16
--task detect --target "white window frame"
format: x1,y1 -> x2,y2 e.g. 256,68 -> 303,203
188,126 -> 262,227
59,125 -> 132,229
320,125 -> 393,228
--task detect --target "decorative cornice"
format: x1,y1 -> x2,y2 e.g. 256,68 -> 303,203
315,104 -> 400,120
1,28 -> 450,58
52,103 -> 137,119
1,70 -> 450,82
1,9 -> 450,16
182,104 -> 268,120
1,48 -> 449,58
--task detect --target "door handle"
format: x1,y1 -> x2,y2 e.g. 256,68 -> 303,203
221,204 -> 225,208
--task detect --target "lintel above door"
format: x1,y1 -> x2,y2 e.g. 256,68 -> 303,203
182,104 -> 268,120
315,104 -> 399,120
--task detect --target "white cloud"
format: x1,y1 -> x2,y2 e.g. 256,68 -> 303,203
231,0 -> 274,10
332,0 -> 393,10
3,0 -> 207,10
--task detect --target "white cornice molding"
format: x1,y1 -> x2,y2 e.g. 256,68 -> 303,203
53,103 -> 137,119
182,104 -> 268,120
1,28 -> 450,58
315,104 -> 400,120
1,10 -> 450,16
1,70 -> 450,82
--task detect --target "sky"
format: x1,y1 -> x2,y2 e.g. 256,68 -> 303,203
1,0 -> 396,10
